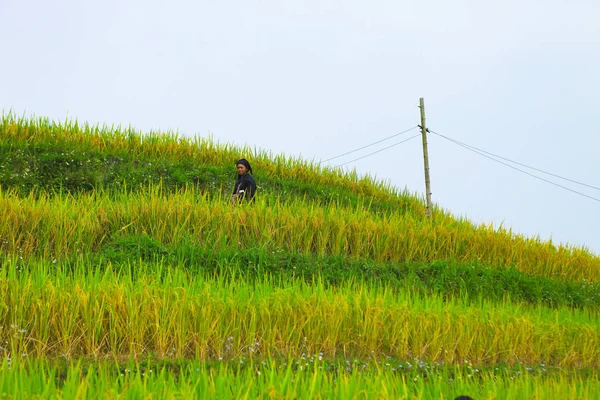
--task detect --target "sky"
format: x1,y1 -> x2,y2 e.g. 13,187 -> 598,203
1,0 -> 599,254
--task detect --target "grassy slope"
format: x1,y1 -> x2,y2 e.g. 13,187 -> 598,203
1,114 -> 599,289
1,114 -> 600,397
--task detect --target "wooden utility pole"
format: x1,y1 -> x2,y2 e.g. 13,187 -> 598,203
419,98 -> 433,217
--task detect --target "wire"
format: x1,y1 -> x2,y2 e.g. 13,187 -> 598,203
430,130 -> 600,203
336,133 -> 422,168
319,126 -> 419,164
430,130 -> 600,192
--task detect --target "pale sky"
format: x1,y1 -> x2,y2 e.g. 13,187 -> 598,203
1,0 -> 599,254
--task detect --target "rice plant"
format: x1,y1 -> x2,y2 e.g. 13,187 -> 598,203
0,186 -> 597,281
0,259 -> 598,366
1,112 -> 599,397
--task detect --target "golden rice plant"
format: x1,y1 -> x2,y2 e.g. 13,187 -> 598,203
1,357 -> 599,399
0,186 -> 598,282
0,113 -> 399,201
1,261 -> 598,366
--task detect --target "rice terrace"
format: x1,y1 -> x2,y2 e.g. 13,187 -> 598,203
0,113 -> 599,399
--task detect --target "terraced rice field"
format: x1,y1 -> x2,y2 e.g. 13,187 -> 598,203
0,114 -> 599,398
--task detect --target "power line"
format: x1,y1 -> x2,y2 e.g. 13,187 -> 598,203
430,130 -> 600,192
319,126 -> 419,164
430,130 -> 600,203
336,133 -> 422,168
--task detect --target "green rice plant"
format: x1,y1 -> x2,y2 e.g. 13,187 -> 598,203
1,357 -> 599,399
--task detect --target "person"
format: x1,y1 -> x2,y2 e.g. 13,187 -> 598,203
232,158 -> 256,204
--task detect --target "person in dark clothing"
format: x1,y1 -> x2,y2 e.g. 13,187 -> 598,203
232,158 -> 257,204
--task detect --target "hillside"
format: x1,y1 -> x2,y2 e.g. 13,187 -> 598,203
1,113 -> 599,398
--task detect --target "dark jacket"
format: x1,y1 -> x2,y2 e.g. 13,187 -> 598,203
233,174 -> 256,202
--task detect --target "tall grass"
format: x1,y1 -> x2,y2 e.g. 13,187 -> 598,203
2,112 -> 600,396
1,260 -> 598,366
1,357 -> 599,399
0,186 -> 597,282
0,113 -> 400,200
3,112 -> 598,281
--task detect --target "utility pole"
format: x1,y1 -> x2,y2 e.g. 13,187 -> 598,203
419,98 -> 433,217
